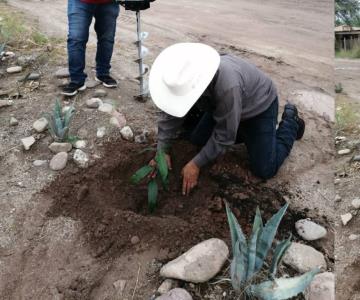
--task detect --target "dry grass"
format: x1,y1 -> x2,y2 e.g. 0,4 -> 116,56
335,94 -> 360,134
0,3 -> 65,61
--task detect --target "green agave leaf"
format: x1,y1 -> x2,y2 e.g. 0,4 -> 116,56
269,235 -> 292,278
131,165 -> 154,184
255,203 -> 288,272
246,227 -> 260,281
248,268 -> 320,300
155,150 -> 168,185
148,179 -> 158,213
54,99 -> 63,122
225,201 -> 248,255
63,105 -> 75,128
231,240 -> 247,290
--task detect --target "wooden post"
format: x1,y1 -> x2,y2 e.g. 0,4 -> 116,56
344,36 -> 347,51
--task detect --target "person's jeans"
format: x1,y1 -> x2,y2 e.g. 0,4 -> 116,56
185,98 -> 299,179
67,0 -> 120,85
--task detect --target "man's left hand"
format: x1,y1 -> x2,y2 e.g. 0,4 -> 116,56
181,160 -> 200,196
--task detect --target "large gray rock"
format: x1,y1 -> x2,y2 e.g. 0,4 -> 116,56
160,238 -> 229,283
120,126 -> 134,141
295,219 -> 327,241
49,142 -> 72,153
98,103 -> 114,114
283,242 -> 327,273
351,198 -> 360,209
305,272 -> 335,300
156,288 -> 192,300
50,152 -> 68,171
55,68 -> 70,78
21,136 -> 36,150
86,98 -> 103,109
33,117 -> 48,133
6,66 -> 22,74
73,149 -> 89,168
9,117 -> 19,126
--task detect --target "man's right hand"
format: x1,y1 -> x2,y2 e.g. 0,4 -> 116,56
149,153 -> 172,178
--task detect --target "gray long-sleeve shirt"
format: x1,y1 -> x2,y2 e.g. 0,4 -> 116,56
157,54 -> 278,167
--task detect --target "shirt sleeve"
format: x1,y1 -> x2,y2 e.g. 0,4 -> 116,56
193,86 -> 242,167
157,111 -> 185,152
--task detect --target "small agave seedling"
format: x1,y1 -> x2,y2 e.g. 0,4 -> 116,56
43,99 -> 76,142
130,149 -> 169,212
225,202 -> 320,300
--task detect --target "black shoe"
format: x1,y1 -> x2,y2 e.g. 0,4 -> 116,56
281,103 -> 305,140
95,75 -> 118,88
61,82 -> 86,96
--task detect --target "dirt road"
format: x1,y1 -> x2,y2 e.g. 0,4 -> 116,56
0,1 -> 335,299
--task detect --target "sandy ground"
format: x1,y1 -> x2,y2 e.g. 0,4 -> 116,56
0,0 -> 335,299
335,58 -> 360,300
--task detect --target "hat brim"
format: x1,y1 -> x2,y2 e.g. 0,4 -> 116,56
149,43 -> 220,118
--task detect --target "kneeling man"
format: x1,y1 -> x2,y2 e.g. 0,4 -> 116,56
149,43 -> 305,195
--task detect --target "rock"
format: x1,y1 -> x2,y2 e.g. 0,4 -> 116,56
334,178 -> 341,185
338,149 -> 351,155
4,51 -> 15,57
21,136 -> 36,150
304,272 -> 335,300
49,152 -> 68,171
74,140 -> 87,149
160,238 -> 229,283
33,160 -> 47,167
120,126 -> 134,141
295,219 -> 327,241
98,103 -> 114,114
335,136 -> 347,142
55,68 -> 70,78
109,116 -> 121,128
9,117 -> 18,126
86,79 -> 101,88
49,142 -> 72,153
86,98 -> 103,109
341,213 -> 353,226
282,242 -> 326,273
353,155 -> 360,162
158,279 -> 177,295
62,106 -> 71,114
94,89 -> 107,97
0,100 -> 13,108
335,194 -> 342,203
131,236 -> 140,245
33,117 -> 49,133
112,110 -> 127,128
113,280 -> 126,297
73,149 -> 89,168
351,198 -> 360,209
349,234 -> 359,241
6,66 -> 22,74
156,288 -> 192,300
135,130 -> 149,144
27,73 -> 40,81
97,127 -> 106,138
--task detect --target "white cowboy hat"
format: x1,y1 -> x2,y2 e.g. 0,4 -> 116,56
149,43 -> 220,118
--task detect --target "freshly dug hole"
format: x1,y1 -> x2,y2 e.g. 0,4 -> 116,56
43,140 -> 330,299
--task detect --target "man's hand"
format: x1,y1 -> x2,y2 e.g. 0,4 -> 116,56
181,160 -> 200,196
149,153 -> 172,178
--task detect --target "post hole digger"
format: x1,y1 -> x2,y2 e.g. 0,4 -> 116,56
116,0 -> 156,102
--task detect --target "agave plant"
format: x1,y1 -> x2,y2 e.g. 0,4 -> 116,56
43,99 -> 75,142
225,202 -> 319,300
130,149 -> 169,212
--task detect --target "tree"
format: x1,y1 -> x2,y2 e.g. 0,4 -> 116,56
335,0 -> 360,26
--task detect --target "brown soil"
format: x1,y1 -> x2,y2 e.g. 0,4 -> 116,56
0,141 -> 331,300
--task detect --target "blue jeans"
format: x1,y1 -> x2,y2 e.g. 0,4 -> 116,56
67,0 -> 120,85
186,98 -> 299,179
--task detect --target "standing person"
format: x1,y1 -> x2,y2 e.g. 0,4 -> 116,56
149,43 -> 305,195
62,0 -> 120,96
